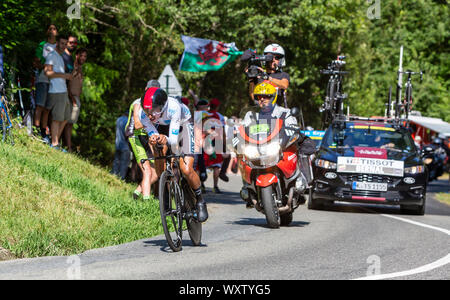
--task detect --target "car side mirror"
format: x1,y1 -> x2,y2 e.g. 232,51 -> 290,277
290,107 -> 300,118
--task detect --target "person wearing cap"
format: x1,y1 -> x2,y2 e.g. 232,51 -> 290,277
124,86 -> 167,201
248,43 -> 290,106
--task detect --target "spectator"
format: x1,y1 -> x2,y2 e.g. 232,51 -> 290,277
188,89 -> 210,192
62,34 -> 77,74
33,24 -> 58,143
44,33 -> 73,151
64,47 -> 87,152
112,112 -> 132,180
204,98 -> 226,194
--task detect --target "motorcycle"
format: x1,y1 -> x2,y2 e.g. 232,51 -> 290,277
234,108 -> 309,228
422,145 -> 446,182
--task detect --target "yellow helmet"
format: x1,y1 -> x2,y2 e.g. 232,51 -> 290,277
253,81 -> 278,105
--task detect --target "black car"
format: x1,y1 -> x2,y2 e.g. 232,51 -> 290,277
309,118 -> 428,215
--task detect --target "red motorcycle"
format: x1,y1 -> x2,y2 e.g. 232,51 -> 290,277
235,110 -> 309,228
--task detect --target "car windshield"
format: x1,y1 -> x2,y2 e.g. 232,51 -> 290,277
321,125 -> 416,153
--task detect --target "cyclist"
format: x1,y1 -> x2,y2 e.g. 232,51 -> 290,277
152,94 -> 209,223
125,86 -> 168,201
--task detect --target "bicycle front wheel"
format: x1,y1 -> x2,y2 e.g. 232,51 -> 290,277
159,170 -> 183,252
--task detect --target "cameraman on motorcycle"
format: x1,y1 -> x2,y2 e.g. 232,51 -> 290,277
247,44 -> 290,105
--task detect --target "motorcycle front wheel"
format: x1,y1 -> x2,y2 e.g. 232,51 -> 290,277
260,185 -> 280,229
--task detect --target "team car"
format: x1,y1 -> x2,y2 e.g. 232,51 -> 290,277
309,117 -> 428,215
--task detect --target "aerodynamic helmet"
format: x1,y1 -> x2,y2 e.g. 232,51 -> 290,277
141,87 -> 168,110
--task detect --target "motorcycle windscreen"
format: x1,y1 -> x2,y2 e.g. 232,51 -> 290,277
239,118 -> 283,145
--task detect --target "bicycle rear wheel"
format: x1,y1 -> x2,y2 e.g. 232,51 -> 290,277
182,181 -> 202,246
159,170 -> 183,252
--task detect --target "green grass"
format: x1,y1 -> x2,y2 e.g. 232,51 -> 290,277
0,127 -> 163,259
436,193 -> 450,206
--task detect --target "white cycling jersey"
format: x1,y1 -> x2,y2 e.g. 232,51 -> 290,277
154,97 -> 194,154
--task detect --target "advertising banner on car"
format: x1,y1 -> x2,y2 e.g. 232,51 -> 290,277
337,156 -> 404,177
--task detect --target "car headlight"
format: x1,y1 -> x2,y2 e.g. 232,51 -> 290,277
423,158 -> 433,165
315,159 -> 337,169
405,165 -> 425,174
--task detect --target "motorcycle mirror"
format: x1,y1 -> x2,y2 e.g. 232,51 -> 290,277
290,107 -> 300,117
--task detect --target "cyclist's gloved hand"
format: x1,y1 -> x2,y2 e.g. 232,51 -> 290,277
157,134 -> 167,145
149,135 -> 159,145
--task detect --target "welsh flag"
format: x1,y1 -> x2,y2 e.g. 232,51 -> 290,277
179,35 -> 243,72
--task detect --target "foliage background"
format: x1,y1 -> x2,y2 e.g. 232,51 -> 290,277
0,0 -> 448,165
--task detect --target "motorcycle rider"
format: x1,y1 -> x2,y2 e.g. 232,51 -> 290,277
243,81 -> 297,127
240,81 -> 298,208
248,43 -> 290,105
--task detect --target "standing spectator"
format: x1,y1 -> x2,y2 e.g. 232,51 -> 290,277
62,34 -> 77,74
64,47 -> 87,152
204,98 -> 226,193
44,33 -> 72,151
33,24 -> 58,142
112,112 -> 131,180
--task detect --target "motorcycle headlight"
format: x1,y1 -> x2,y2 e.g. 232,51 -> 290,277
315,159 -> 337,169
244,145 -> 259,159
405,165 -> 425,174
260,143 -> 281,156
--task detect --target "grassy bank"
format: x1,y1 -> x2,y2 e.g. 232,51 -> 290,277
436,193 -> 450,206
0,128 -> 162,259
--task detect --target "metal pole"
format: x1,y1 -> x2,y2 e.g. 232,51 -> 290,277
395,46 -> 403,119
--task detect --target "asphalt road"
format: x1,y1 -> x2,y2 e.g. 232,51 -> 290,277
0,175 -> 449,280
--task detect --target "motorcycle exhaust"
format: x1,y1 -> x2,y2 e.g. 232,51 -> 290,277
278,187 -> 294,215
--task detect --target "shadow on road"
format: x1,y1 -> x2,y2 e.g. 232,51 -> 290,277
143,238 -> 208,253
203,190 -> 243,206
229,218 -> 310,229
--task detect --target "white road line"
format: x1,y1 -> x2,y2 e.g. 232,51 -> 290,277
354,214 -> 450,280
380,214 -> 450,236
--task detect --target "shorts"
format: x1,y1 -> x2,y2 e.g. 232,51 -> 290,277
46,92 -> 71,122
68,96 -> 81,124
128,129 -> 154,164
35,82 -> 49,108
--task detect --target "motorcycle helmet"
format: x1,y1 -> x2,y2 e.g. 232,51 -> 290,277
253,81 -> 278,113
141,87 -> 168,111
263,43 -> 286,68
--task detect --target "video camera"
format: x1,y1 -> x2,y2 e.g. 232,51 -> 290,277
241,49 -> 274,79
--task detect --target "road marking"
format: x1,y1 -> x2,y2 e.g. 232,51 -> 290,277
354,214 -> 450,280
380,214 -> 450,236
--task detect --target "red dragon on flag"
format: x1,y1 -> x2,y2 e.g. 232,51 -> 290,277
196,42 -> 228,66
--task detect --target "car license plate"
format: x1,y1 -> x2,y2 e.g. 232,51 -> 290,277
352,181 -> 387,192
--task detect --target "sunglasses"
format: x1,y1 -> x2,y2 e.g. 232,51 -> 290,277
256,95 -> 272,101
